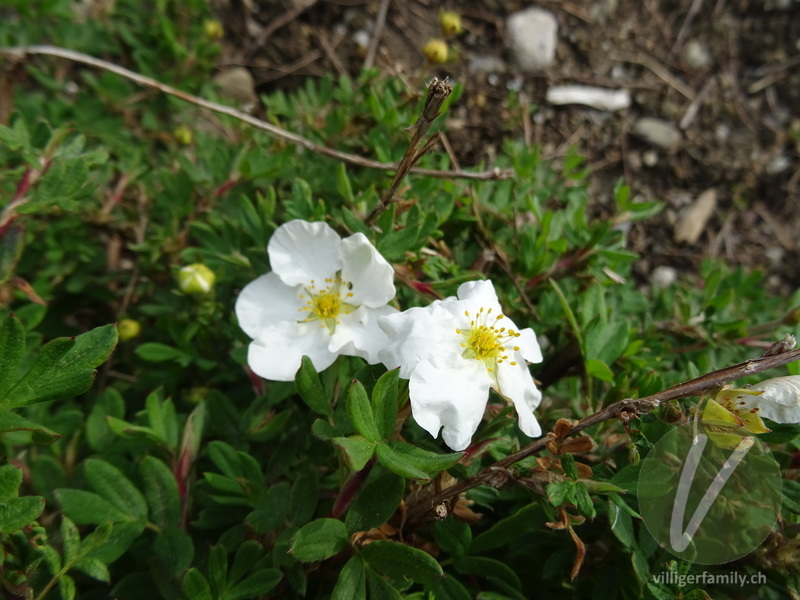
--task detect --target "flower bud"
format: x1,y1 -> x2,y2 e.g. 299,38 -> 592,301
118,319 -> 141,341
203,20 -> 224,41
178,264 -> 216,294
173,125 -> 193,146
439,11 -> 463,36
423,39 -> 448,64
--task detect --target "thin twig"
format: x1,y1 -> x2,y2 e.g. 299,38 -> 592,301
404,346 -> 800,526
363,0 -> 391,70
0,45 -> 513,182
613,52 -> 695,100
244,0 -> 320,61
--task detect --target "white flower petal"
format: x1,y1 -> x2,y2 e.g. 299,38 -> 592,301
340,233 -> 396,307
456,279 -> 499,304
409,354 -> 493,451
378,303 -> 456,379
235,272 -> 303,339
497,360 -> 543,438
517,328 -> 543,364
247,320 -> 337,381
267,220 -> 342,287
330,304 -> 398,364
738,375 -> 800,423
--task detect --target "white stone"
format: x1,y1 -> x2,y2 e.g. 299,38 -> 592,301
546,85 -> 631,111
633,117 -> 682,149
683,40 -> 711,70
673,188 -> 717,244
506,7 -> 558,71
651,265 -> 678,289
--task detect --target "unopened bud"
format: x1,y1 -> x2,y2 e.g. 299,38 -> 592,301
439,11 -> 463,36
178,264 -> 216,294
118,319 -> 141,341
423,39 -> 448,64
173,125 -> 193,146
203,20 -> 224,41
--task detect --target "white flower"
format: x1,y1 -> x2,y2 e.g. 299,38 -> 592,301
378,279 -> 543,451
734,375 -> 800,423
235,220 -> 397,381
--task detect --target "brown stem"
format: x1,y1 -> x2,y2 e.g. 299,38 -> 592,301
365,77 -> 452,226
0,46 -> 505,183
403,346 -> 800,527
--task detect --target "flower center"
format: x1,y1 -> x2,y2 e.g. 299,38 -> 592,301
298,274 -> 356,332
457,307 -> 521,373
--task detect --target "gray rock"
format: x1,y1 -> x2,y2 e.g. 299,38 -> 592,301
651,265 -> 678,289
683,40 -> 712,70
506,7 -> 558,71
673,188 -> 717,244
213,67 -> 257,112
633,117 -> 682,149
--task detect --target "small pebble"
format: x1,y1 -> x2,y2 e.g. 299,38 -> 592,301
633,117 -> 682,150
651,265 -> 678,289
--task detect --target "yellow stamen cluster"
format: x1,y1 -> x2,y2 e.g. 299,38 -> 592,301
457,307 -> 521,373
297,273 -> 356,332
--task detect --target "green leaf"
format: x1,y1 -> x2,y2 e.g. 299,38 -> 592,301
61,516 -> 81,564
227,570 -> 282,600
585,359 -> 614,382
182,568 -> 213,600
332,556 -> 366,600
561,453 -> 579,480
1,324 -> 118,408
434,516 -> 472,556
380,441 -> 462,478
154,528 -> 194,578
0,463 -> 23,502
134,342 -> 191,364
347,379 -> 381,443
295,355 -> 332,417
84,458 -> 147,521
208,544 -> 228,595
0,314 -> 24,391
547,480 -> 576,507
608,500 -> 635,549
346,470 -> 404,534
0,224 -> 25,285
585,320 -> 629,366
290,518 -> 349,562
229,540 -> 263,584
452,556 -> 522,591
375,443 -> 429,481
139,456 -> 180,530
359,540 -> 443,585
575,482 -> 597,518
0,496 -> 45,532
470,503 -> 541,553
289,470 -> 318,526
336,163 -> 355,203
367,570 -> 403,600
72,557 -> 110,583
333,436 -> 376,471
59,574 -> 76,600
145,391 -> 178,448
54,489 -> 130,524
781,478 -> 800,514
371,368 -> 400,440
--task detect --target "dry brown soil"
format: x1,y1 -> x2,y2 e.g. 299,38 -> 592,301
215,0 -> 800,294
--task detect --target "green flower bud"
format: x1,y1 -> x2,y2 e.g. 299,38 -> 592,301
439,11 -> 463,36
203,20 -> 224,41
118,319 -> 141,341
179,264 -> 216,294
423,39 -> 448,64
173,125 -> 193,146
